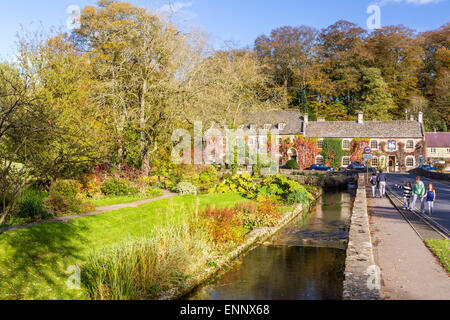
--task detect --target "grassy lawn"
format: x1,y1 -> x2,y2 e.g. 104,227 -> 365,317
425,239 -> 450,272
86,195 -> 162,207
0,193 -> 247,300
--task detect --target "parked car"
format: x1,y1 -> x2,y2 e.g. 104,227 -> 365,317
418,164 -> 438,172
344,162 -> 377,173
307,164 -> 334,172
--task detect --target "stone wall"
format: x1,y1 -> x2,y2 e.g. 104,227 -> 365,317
281,170 -> 356,189
343,175 -> 380,300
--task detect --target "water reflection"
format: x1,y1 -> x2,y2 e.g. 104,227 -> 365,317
189,191 -> 352,301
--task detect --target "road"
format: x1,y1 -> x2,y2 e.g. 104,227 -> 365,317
384,173 -> 450,233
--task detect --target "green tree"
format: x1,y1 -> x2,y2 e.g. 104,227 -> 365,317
353,68 -> 396,120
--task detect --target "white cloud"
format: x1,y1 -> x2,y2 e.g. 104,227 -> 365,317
377,0 -> 443,6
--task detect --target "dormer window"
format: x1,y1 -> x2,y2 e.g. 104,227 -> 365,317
278,123 -> 286,130
249,124 -> 256,131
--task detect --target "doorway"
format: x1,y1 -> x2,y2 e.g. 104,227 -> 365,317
389,156 -> 396,173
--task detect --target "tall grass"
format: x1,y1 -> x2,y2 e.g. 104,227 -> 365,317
15,189 -> 52,220
81,206 -> 214,300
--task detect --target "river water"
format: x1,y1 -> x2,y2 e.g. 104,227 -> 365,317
189,191 -> 354,300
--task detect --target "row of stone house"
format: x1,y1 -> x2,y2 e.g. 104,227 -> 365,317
236,110 -> 449,173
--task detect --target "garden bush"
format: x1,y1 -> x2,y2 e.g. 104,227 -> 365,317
101,178 -> 139,197
286,160 -> 299,170
44,194 -> 76,216
146,187 -> 164,198
176,182 -> 198,196
258,174 -> 314,204
50,180 -> 82,200
44,180 -> 85,215
213,173 -> 258,199
15,189 -> 53,220
201,206 -> 244,243
238,198 -> 281,230
286,188 -> 309,205
199,166 -> 219,191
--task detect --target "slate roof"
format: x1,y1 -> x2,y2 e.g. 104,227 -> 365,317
305,120 -> 424,139
239,110 -> 304,135
425,133 -> 450,147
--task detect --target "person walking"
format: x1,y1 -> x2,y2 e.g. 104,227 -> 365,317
426,184 -> 436,216
377,170 -> 387,198
370,173 -> 378,198
411,176 -> 426,213
395,181 -> 413,210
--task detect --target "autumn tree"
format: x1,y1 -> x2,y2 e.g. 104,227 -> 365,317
74,0 -> 193,175
15,33 -> 108,180
366,26 -> 424,117
317,20 -> 370,108
255,26 -> 320,105
187,49 -> 287,129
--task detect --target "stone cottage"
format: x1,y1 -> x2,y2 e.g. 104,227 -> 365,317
239,111 -> 426,172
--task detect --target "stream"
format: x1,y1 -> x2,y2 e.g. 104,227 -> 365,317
188,191 -> 354,300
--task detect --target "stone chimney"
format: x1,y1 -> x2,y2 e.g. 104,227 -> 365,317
410,115 -> 415,121
304,113 -> 309,124
418,112 -> 424,124
358,112 -> 364,124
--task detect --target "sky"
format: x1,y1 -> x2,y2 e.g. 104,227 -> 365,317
0,0 -> 449,60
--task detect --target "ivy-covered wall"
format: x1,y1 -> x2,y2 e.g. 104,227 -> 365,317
279,136 -> 319,169
321,138 -> 350,169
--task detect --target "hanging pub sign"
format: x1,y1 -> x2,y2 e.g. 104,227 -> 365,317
388,140 -> 397,151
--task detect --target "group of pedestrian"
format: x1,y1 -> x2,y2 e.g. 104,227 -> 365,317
369,170 -> 388,198
395,177 -> 436,215
370,172 -> 437,215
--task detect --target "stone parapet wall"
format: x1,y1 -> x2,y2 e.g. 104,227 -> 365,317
343,175 -> 380,300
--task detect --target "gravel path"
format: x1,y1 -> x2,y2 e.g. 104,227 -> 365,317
0,191 -> 177,234
368,193 -> 450,300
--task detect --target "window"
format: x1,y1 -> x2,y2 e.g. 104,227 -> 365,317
407,140 -> 414,150
447,148 -> 450,154
316,155 -> 324,165
249,124 -> 256,131
406,156 -> 415,168
317,139 -> 324,149
342,157 -> 351,167
278,123 -> 286,130
371,140 -> 378,150
342,139 -> 351,150
372,157 -> 378,167
431,148 -> 437,154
